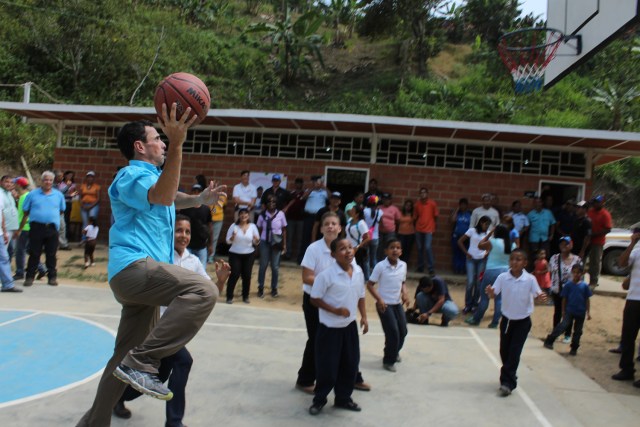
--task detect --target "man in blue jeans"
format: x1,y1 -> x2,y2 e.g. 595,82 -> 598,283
414,276 -> 459,327
413,188 -> 438,275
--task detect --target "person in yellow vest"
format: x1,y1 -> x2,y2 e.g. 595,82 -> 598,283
208,192 -> 227,263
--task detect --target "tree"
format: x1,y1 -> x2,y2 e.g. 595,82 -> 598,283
245,9 -> 324,84
396,0 -> 453,76
592,82 -> 640,130
462,0 -> 521,47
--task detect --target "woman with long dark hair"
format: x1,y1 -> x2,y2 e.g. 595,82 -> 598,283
225,208 -> 260,304
458,216 -> 491,314
465,224 -> 515,326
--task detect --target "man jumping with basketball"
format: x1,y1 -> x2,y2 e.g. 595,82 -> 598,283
76,104 -> 225,427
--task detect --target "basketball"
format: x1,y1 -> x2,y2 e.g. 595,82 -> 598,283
154,72 -> 210,126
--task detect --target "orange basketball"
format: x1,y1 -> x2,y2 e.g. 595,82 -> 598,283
153,72 -> 210,126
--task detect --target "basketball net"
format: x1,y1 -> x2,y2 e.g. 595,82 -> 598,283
498,28 -> 564,94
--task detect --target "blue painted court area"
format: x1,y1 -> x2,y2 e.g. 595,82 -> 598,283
0,310 -> 114,406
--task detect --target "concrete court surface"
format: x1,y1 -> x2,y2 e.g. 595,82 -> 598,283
0,283 -> 638,427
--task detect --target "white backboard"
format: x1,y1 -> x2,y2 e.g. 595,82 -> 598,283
545,0 -> 640,88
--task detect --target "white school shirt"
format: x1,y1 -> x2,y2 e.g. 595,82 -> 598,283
492,270 -> 541,320
369,258 -> 407,304
346,219 -> 368,247
232,183 -> 257,209
311,262 -> 365,328
301,238 -> 334,295
226,223 -> 259,254
84,224 -> 99,240
627,247 -> 640,301
161,249 -> 212,316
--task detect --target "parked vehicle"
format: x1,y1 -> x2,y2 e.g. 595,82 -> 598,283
602,228 -> 632,276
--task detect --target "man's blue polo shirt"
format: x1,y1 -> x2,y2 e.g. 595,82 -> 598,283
527,208 -> 556,243
108,160 -> 175,281
23,188 -> 66,230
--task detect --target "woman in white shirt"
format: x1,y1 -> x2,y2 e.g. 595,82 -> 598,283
225,208 -> 260,304
458,215 -> 491,314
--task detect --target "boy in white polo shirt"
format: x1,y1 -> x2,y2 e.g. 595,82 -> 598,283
309,237 -> 368,415
486,248 -> 547,397
367,238 -> 409,372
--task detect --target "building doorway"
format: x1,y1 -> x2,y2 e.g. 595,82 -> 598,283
325,167 -> 369,208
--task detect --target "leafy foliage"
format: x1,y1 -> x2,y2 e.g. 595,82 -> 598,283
245,9 -> 325,84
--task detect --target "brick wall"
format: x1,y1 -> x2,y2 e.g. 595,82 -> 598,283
54,147 -> 592,272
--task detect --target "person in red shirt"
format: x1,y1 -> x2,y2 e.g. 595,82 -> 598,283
413,187 -> 439,275
378,193 -> 401,260
587,195 -> 612,287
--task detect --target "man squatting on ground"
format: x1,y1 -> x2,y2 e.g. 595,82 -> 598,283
76,104 -> 225,427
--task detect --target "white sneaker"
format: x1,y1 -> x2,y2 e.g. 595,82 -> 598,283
562,336 -> 571,344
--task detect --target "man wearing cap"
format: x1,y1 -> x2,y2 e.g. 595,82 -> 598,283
18,171 -> 65,287
79,171 -> 101,238
611,223 -> 640,388
0,176 -> 22,293
587,195 -> 612,287
571,201 -> 592,260
470,193 -> 500,229
261,174 -> 290,211
1,175 -> 19,260
179,184 -> 213,268
311,191 -> 347,242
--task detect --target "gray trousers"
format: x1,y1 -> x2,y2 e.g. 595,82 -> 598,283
588,244 -> 603,286
76,257 -> 218,427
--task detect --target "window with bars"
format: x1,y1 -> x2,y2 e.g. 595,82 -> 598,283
60,126 -> 586,178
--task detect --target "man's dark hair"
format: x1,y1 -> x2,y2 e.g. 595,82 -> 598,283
1,175 -> 10,181
117,120 -> 153,160
240,170 -> 250,176
418,276 -> 433,289
459,198 -> 468,205
512,200 -> 521,208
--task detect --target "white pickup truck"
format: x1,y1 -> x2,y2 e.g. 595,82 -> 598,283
602,228 -> 632,276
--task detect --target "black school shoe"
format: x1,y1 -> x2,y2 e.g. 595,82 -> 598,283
308,402 -> 325,415
113,401 -> 132,419
334,400 -> 361,412
611,370 -> 635,381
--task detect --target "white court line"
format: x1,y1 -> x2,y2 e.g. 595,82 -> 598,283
468,328 -> 553,427
2,309 -> 478,341
0,311 -> 40,327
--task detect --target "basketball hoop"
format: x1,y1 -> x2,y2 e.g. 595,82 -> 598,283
498,28 -> 565,94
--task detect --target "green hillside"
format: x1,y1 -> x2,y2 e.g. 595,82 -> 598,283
0,0 -> 638,224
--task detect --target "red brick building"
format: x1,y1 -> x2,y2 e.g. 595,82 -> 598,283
2,102 -> 639,271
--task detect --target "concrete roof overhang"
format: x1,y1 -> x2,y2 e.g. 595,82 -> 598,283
1,101 -> 639,165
